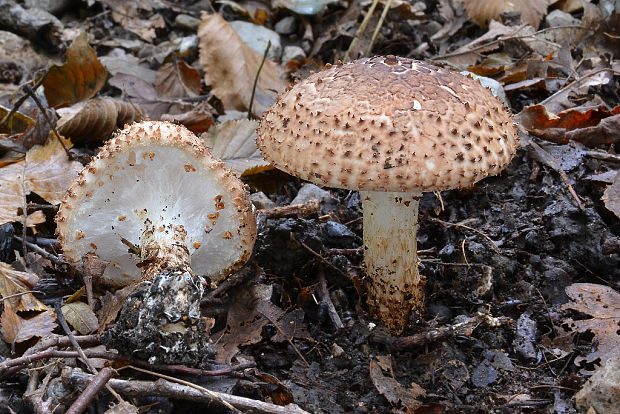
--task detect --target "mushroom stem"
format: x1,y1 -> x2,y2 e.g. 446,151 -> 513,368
140,220 -> 191,281
361,190 -> 424,333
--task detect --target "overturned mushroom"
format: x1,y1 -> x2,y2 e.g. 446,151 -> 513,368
257,56 -> 518,333
56,120 -> 256,286
56,120 -> 256,363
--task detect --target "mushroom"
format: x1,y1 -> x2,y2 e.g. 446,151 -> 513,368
56,120 -> 256,287
256,56 -> 518,333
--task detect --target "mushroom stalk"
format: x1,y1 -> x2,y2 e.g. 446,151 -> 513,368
361,190 -> 424,333
140,220 -> 191,281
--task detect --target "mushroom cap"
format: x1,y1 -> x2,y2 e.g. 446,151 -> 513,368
56,120 -> 256,286
257,56 -> 518,192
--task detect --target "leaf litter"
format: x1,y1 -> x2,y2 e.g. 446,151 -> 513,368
0,0 -> 619,413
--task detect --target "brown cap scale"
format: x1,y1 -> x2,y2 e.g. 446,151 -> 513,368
56,120 -> 256,286
257,56 -> 518,333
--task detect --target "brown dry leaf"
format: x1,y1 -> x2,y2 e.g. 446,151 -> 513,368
203,119 -> 271,176
0,262 -> 47,312
602,171 -> 620,219
43,33 -> 108,108
0,303 -> 57,344
155,61 -> 201,99
517,104 -> 620,145
160,104 -> 216,134
562,283 -> 620,370
198,12 -> 287,117
463,0 -> 548,29
105,401 -> 140,414
56,97 -> 144,144
214,283 -> 272,364
61,301 -> 98,334
0,138 -> 83,225
370,355 -> 425,412
96,284 -> 135,334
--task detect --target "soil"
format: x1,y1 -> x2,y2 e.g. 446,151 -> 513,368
0,0 -> 619,413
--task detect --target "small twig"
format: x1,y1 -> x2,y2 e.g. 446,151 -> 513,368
63,367 -> 311,414
22,85 -> 72,159
1,290 -> 44,302
344,0 -> 380,62
202,262 -> 256,304
66,367 -> 118,414
584,150 -> 620,163
430,217 -> 499,252
371,313 -> 511,350
122,365 -> 241,413
14,235 -> 65,265
21,160 -> 28,260
318,269 -> 344,329
54,302 -> 124,403
526,138 -> 584,210
0,72 -> 48,127
259,200 -> 320,219
292,234 -> 352,282
248,40 -> 271,119
366,0 -> 393,56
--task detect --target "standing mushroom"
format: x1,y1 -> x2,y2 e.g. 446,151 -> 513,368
56,120 -> 256,363
256,56 -> 518,333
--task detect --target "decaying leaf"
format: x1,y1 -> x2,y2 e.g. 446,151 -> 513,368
463,0 -> 548,29
0,262 -> 47,312
0,137 -> 83,225
0,303 -> 56,344
43,33 -> 108,108
198,12 -> 287,117
160,103 -> 216,134
56,97 -> 144,144
96,284 -> 135,334
214,283 -> 272,364
602,171 -> 620,219
62,301 -> 99,334
562,283 -> 620,371
155,61 -> 201,99
370,355 -> 425,412
203,119 -> 271,176
517,104 -> 620,145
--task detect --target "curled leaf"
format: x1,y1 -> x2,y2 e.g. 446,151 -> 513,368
56,97 -> 144,144
43,32 -> 108,108
463,0 -> 548,28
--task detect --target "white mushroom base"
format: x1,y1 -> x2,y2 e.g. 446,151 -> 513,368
361,190 -> 424,333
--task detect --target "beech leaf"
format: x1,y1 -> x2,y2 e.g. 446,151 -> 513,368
0,262 -> 47,312
203,119 -> 271,176
43,33 -> 108,108
62,302 -> 99,334
198,12 -> 287,117
0,304 -> 57,344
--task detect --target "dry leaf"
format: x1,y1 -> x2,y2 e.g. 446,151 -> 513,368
0,138 -> 83,225
0,262 -> 47,312
463,0 -> 548,29
517,104 -> 620,145
198,12 -> 287,117
56,97 -> 145,144
370,355 -> 425,412
0,303 -> 57,344
155,61 -> 201,99
43,32 -> 108,108
562,283 -> 620,370
203,119 -> 271,176
160,105 -> 216,134
602,171 -> 620,219
62,301 -> 99,334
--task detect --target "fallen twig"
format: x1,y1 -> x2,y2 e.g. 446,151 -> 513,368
66,367 -> 118,414
63,367 -> 311,414
371,313 -> 512,350
318,269 -> 344,330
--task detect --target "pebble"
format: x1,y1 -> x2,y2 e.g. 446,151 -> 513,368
275,16 -> 297,35
290,183 -> 333,205
513,312 -> 539,361
250,192 -> 276,210
175,14 -> 201,32
282,45 -> 306,63
575,357 -> 620,414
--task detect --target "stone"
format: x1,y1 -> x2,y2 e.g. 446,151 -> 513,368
250,192 -> 276,210
290,183 -> 333,205
229,21 -> 282,61
275,16 -> 297,35
545,10 -> 580,28
282,45 -> 306,63
175,14 -> 201,32
575,358 -> 620,414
